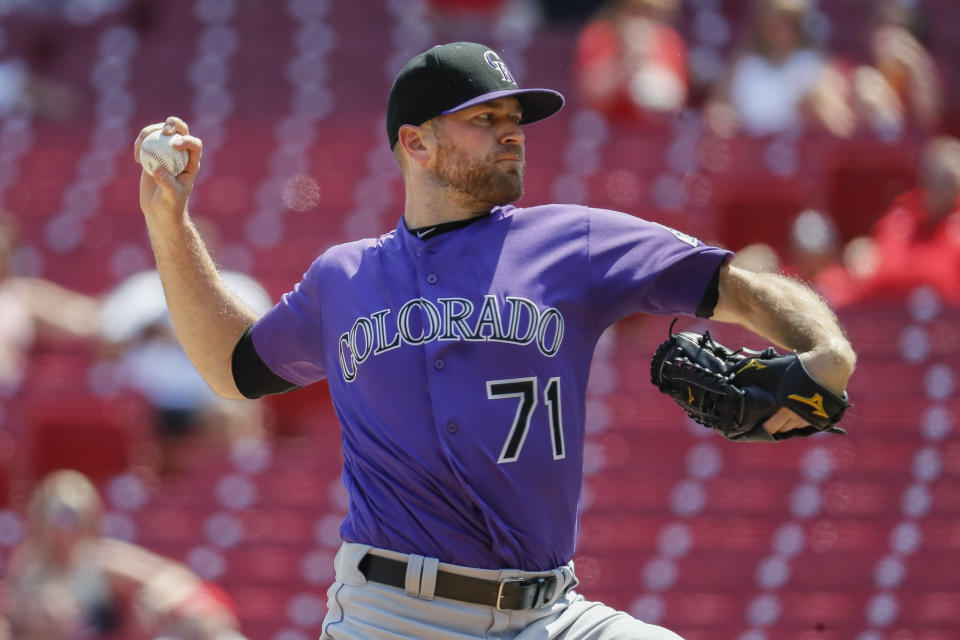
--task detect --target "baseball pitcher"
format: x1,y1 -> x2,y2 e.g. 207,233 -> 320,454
134,42 -> 855,640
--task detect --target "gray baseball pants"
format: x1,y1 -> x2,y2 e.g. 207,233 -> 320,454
320,542 -> 684,640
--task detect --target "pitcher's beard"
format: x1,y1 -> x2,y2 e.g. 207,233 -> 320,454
433,140 -> 524,210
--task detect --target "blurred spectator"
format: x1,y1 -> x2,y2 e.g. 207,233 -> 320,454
574,0 -> 687,125
3,470 -> 247,640
817,136 -> 960,305
706,0 -> 853,138
0,215 -> 99,397
0,52 -> 75,121
848,0 -> 942,136
99,220 -> 271,474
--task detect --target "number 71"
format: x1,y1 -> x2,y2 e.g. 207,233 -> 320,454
487,377 -> 564,463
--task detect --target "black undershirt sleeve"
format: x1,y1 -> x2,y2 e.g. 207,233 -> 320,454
231,325 -> 301,399
695,261 -> 724,319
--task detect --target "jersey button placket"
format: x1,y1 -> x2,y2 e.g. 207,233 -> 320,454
434,359 -> 445,370
446,421 -> 457,434
426,273 -> 438,284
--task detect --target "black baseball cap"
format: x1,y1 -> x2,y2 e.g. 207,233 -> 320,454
386,42 -> 565,148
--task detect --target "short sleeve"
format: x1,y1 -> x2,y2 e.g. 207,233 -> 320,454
587,207 -> 732,327
248,257 -> 328,386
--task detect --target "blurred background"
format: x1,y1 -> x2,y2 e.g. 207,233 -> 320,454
0,0 -> 958,638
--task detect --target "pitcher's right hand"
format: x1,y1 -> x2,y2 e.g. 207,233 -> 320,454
134,116 -> 202,221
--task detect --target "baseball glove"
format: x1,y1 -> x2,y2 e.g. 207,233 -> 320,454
650,320 -> 850,442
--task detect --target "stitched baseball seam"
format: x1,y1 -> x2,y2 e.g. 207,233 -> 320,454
146,148 -> 184,174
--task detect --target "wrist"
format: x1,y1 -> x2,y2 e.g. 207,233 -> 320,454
144,202 -> 189,227
798,342 -> 855,395
143,207 -> 193,250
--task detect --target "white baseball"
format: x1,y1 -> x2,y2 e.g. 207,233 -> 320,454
139,130 -> 189,177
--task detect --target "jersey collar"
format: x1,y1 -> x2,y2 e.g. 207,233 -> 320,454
396,206 -> 511,255
406,213 -> 490,241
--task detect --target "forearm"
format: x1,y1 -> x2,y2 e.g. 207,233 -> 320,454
144,210 -> 255,399
712,266 -> 856,394
11,278 -> 100,338
134,117 -> 256,399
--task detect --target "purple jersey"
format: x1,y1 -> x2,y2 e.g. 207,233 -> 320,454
250,204 -> 730,571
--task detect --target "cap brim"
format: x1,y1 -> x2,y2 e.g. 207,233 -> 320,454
442,88 -> 565,125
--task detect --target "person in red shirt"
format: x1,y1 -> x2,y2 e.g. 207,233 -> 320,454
574,0 -> 687,125
816,136 -> 960,305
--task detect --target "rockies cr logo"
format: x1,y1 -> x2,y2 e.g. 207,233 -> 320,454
484,50 -> 517,85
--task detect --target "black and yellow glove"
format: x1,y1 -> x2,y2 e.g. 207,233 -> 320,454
650,321 -> 850,442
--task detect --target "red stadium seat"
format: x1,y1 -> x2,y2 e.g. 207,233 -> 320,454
825,140 -> 918,242
21,392 -> 153,484
221,545 -> 306,586
263,382 -> 342,440
713,177 -> 808,253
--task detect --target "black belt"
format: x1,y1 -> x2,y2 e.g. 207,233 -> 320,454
358,554 -> 561,610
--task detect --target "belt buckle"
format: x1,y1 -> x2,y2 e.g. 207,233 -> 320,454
496,577 -> 526,611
